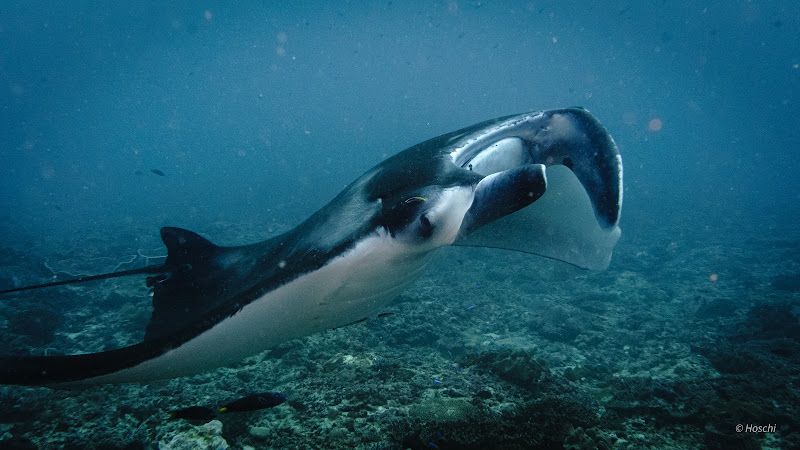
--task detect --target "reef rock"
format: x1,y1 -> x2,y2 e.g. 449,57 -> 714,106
158,419 -> 229,450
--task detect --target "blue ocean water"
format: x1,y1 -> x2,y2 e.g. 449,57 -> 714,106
2,1 -> 796,242
0,1 -> 798,448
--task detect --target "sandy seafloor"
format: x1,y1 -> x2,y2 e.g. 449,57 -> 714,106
0,217 -> 798,450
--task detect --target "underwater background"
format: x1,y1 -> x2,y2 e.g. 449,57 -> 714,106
0,1 -> 798,448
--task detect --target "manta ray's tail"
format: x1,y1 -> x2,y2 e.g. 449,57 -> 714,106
0,260 -> 172,295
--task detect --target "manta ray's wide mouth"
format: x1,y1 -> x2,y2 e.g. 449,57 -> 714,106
463,137 -> 529,176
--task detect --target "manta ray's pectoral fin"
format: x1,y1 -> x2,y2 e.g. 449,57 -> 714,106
456,166 -> 620,270
527,107 -> 622,230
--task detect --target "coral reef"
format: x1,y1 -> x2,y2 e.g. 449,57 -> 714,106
408,397 -> 478,423
463,347 -> 550,389
158,420 -> 228,450
563,426 -> 615,450
0,224 -> 798,448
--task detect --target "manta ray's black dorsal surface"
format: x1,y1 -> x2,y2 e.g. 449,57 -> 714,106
0,107 -> 622,386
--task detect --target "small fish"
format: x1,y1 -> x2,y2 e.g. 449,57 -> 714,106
219,392 -> 287,413
402,196 -> 427,205
168,406 -> 217,421
150,169 -> 166,176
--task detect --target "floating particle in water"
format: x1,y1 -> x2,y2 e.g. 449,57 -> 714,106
648,118 -> 663,132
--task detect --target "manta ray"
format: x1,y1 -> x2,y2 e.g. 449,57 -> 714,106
0,107 -> 622,385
